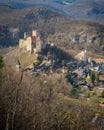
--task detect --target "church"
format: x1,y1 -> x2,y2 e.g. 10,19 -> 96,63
75,49 -> 88,63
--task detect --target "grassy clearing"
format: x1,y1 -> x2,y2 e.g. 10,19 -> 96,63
19,53 -> 37,68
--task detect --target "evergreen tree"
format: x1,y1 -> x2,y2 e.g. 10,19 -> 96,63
101,91 -> 104,98
70,88 -> 79,98
0,55 -> 3,69
66,71 -> 73,84
90,71 -> 95,85
61,60 -> 65,66
95,73 -> 99,85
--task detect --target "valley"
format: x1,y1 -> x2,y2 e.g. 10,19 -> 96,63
0,3 -> 104,130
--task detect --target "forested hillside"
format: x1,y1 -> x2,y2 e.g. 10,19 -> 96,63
0,55 -> 99,130
0,4 -> 104,130
0,6 -> 104,55
0,0 -> 104,22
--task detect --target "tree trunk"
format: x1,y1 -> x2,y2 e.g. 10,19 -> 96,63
11,71 -> 23,130
5,111 -> 10,130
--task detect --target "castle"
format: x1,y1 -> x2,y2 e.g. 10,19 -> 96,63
19,30 -> 46,54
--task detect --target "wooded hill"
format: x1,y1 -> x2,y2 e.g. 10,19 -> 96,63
0,6 -> 104,55
1,0 -> 104,23
0,55 -> 99,130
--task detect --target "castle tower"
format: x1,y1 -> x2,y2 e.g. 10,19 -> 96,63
26,37 -> 32,54
32,30 -> 37,37
24,32 -> 27,39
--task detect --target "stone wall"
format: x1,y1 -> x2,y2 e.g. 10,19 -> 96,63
26,37 -> 32,53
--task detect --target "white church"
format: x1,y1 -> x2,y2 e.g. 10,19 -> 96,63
75,49 -> 88,63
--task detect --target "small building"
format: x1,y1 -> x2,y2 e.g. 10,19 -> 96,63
93,58 -> 104,63
80,85 -> 89,92
61,66 -> 67,73
97,87 -> 104,93
16,60 -> 21,72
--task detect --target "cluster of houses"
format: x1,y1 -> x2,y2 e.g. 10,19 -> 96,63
75,49 -> 104,64
16,30 -> 104,129
17,40 -> 104,78
75,49 -> 104,74
16,30 -> 104,95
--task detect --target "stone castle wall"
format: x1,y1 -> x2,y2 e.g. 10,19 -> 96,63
19,39 -> 27,50
26,37 -> 32,52
19,30 -> 46,54
32,30 -> 37,37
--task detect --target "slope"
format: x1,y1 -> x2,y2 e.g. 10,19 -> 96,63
0,6 -> 104,56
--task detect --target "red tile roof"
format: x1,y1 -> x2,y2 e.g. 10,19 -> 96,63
31,36 -> 36,41
99,104 -> 104,108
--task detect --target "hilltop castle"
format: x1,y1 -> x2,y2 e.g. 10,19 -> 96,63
19,30 -> 46,54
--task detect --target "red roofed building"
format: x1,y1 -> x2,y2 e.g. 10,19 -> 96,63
93,58 -> 104,63
31,36 -> 37,41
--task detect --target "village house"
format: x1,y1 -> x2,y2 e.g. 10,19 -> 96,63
16,60 -> 21,72
93,58 -> 104,64
88,57 -> 104,64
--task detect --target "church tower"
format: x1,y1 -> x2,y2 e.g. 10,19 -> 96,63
24,32 -> 27,39
84,49 -> 88,63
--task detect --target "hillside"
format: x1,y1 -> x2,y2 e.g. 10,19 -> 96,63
0,4 -> 104,130
0,0 -> 104,22
0,6 -> 104,56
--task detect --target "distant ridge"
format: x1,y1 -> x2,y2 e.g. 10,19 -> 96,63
0,0 -> 104,23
